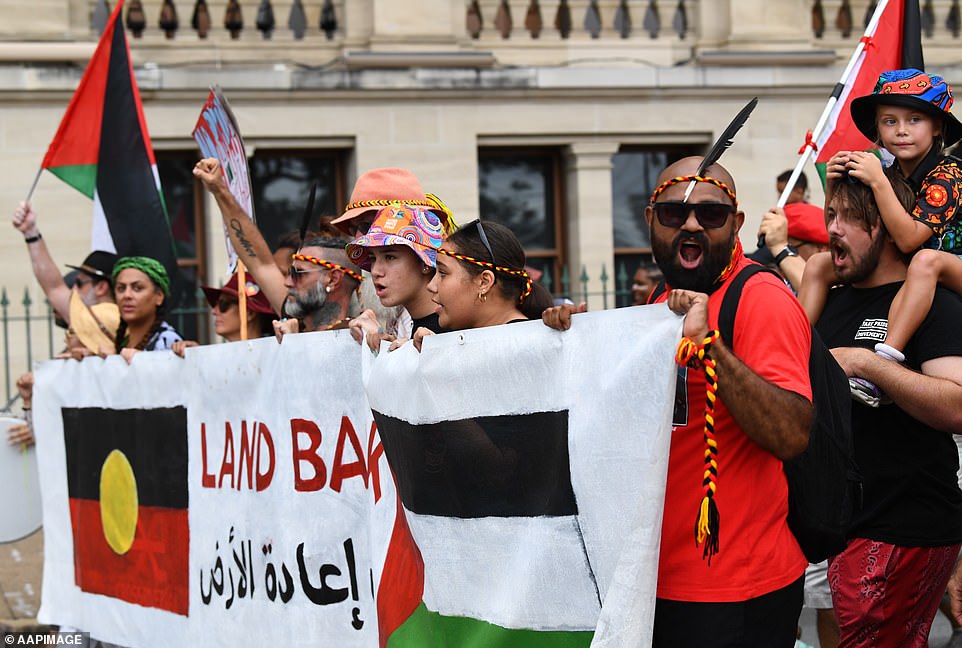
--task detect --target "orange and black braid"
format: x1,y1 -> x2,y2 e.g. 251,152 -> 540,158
677,329 -> 722,564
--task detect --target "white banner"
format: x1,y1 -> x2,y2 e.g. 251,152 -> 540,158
33,306 -> 681,647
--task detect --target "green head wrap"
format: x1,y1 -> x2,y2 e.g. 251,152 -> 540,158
111,256 -> 170,298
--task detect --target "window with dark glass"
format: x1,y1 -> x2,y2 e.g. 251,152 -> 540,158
155,148 -> 346,343
478,149 -> 565,294
612,146 -> 699,307
248,150 -> 345,251
156,151 -> 208,342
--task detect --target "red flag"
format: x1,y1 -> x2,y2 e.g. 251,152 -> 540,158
41,0 -> 178,292
814,0 -> 924,181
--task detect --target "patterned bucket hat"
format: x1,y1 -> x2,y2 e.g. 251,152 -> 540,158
345,204 -> 444,270
851,68 -> 962,147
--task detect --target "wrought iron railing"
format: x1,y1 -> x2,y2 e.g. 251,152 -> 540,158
0,288 -> 212,407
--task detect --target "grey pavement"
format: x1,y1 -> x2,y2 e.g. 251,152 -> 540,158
797,605 -> 955,647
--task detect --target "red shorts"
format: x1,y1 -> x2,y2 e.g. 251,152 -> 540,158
828,537 -> 961,648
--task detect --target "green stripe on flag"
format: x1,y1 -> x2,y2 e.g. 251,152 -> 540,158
47,164 -> 97,200
388,603 -> 594,648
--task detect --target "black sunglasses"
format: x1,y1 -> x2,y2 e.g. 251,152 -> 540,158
652,201 -> 735,230
215,297 -> 237,312
353,217 -> 375,236
459,219 -> 496,265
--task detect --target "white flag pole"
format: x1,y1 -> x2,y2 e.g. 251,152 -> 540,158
775,0 -> 890,210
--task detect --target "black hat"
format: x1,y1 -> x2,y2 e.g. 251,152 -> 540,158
65,250 -> 118,282
850,69 -> 962,148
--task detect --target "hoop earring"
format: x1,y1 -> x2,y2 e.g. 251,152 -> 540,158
478,290 -> 487,303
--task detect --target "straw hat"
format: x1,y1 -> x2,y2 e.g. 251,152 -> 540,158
68,290 -> 120,354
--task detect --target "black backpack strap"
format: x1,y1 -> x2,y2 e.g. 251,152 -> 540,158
717,264 -> 782,350
648,280 -> 668,305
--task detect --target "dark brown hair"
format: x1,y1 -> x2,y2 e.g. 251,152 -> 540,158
445,221 -> 554,320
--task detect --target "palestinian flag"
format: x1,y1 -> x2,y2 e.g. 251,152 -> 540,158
814,0 -> 924,183
40,0 -> 178,289
62,406 -> 189,616
375,410 -> 597,647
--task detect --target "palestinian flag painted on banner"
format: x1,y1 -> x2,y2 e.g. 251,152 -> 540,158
40,0 -> 177,288
62,407 -> 189,616
375,410 -> 597,647
814,0 -> 924,183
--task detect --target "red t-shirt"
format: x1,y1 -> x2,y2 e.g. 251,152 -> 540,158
653,256 -> 811,602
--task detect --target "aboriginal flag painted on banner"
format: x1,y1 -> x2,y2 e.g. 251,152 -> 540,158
62,407 -> 189,616
40,0 -> 178,291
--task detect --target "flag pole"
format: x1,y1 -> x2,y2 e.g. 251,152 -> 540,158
237,260 -> 248,341
24,167 -> 42,204
757,0 -> 891,249
775,0 -> 891,210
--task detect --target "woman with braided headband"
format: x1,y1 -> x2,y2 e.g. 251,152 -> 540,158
406,220 -> 553,351
111,256 -> 183,362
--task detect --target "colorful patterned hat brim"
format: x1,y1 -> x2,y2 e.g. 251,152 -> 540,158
850,69 -> 962,147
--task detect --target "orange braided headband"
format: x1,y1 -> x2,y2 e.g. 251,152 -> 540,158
291,253 -> 366,285
342,198 -> 434,211
438,249 -> 532,305
649,175 -> 738,207
342,194 -> 458,236
676,329 -> 722,565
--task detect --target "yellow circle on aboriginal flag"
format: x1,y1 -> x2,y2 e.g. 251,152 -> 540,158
100,449 -> 138,555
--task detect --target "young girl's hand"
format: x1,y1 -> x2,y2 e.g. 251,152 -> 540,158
826,151 -> 852,181
845,151 -> 884,188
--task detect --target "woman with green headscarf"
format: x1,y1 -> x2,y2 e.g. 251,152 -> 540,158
111,256 -> 183,361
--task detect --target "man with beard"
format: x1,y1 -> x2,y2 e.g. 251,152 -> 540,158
813,176 -> 962,647
283,235 -> 361,331
194,158 -> 362,332
544,156 -> 813,646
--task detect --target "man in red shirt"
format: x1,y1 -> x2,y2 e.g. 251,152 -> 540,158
544,156 -> 814,645
649,157 -> 813,646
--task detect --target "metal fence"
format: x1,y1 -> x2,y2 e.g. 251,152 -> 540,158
0,264 -> 641,404
0,287 -> 212,408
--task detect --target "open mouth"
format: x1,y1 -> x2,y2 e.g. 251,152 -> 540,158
374,282 -> 387,295
831,241 -> 848,266
677,240 -> 704,270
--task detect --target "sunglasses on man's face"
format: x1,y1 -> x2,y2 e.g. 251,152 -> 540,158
353,218 -> 375,236
652,201 -> 735,230
288,265 -> 326,283
214,297 -> 237,312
